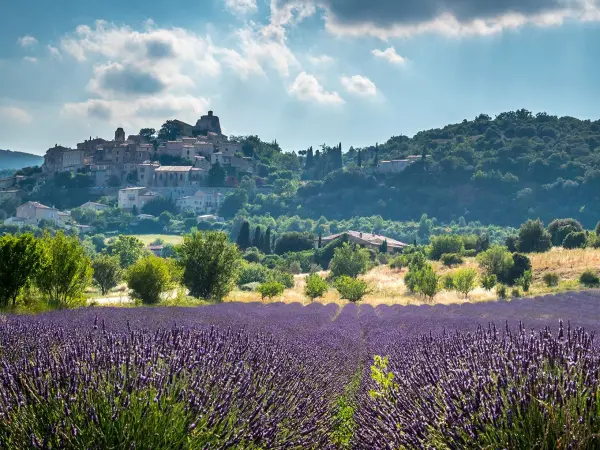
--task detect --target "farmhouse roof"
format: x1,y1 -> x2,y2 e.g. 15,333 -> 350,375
321,230 -> 408,249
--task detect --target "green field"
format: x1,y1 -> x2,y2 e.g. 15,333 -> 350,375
125,234 -> 184,246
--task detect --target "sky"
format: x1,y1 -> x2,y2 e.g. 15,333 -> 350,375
1,0 -> 600,155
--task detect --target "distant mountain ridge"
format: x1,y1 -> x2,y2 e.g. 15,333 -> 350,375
0,149 -> 43,170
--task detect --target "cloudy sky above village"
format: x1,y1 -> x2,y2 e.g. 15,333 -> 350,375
1,0 -> 600,154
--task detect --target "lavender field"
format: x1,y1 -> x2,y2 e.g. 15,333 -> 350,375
1,292 -> 600,449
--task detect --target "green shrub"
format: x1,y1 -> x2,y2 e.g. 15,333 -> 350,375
442,274 -> 455,290
506,253 -> 532,286
440,253 -> 463,267
126,255 -> 174,305
462,249 -> 477,257
453,268 -> 478,299
543,272 -> 560,287
516,219 -> 551,253
517,270 -> 533,292
270,270 -> 295,289
579,269 -> 600,287
304,273 -> 329,300
262,254 -> 283,269
496,284 -> 508,299
511,287 -> 522,298
257,281 -> 285,300
389,255 -> 408,270
240,282 -> 260,292
428,235 -> 464,260
562,231 -> 587,249
238,262 -> 270,286
243,247 -> 264,263
334,276 -> 369,303
329,243 -> 370,279
481,274 -> 497,291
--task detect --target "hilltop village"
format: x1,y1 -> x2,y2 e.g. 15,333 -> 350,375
0,111 -> 264,229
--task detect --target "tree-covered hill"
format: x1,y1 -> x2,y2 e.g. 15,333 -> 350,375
0,149 -> 43,170
237,109 -> 600,228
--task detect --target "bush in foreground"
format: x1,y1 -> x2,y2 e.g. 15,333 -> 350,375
543,272 -> 560,287
257,281 -> 285,300
304,273 -> 329,300
334,276 -> 369,302
92,254 -> 122,295
177,231 -> 241,301
126,255 -> 174,304
579,269 -> 600,287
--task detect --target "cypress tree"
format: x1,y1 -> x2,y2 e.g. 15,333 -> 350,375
263,227 -> 272,254
252,226 -> 262,248
318,232 -> 322,249
379,239 -> 388,253
357,148 -> 362,167
305,146 -> 314,169
236,221 -> 250,250
374,143 -> 379,166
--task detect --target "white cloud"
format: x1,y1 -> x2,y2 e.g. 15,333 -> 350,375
18,35 -> 38,47
0,106 -> 33,124
48,45 -> 61,59
288,72 -> 344,105
225,0 -> 258,14
23,57 -> 38,63
372,47 -> 407,65
62,95 -> 210,126
341,75 -> 377,96
308,54 -> 334,65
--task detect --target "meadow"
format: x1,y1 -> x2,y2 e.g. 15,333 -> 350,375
1,292 -> 600,448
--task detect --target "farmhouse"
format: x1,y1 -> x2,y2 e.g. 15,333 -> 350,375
319,230 -> 408,253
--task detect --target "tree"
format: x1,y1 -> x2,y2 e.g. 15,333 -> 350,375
107,235 -> 147,268
517,219 -> 551,253
305,146 -> 314,169
157,120 -> 179,141
507,253 -> 532,286
257,281 -> 285,300
0,234 -> 45,308
35,232 -> 93,308
92,254 -> 122,295
304,273 -> 329,300
263,227 -> 272,254
379,239 -> 388,253
518,269 -> 533,292
252,226 -> 262,248
125,255 -> 174,304
142,196 -> 177,216
177,231 -> 242,301
481,274 -> 497,291
562,231 -> 587,249
596,221 -> 600,237
334,276 -> 369,302
477,245 -> 514,280
415,264 -> 440,302
329,243 -> 370,279
453,268 -> 478,299
208,162 -> 226,187
220,189 -> 249,219
548,218 -> 584,246
274,232 -> 315,255
139,128 -> 156,141
236,221 -> 251,250
428,235 -> 464,260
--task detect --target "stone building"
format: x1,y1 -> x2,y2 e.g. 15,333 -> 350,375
42,145 -> 85,174
193,111 -> 222,136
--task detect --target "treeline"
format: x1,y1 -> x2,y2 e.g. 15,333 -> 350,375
221,110 -> 600,228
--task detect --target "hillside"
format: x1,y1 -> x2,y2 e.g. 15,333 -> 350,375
0,149 -> 43,170
236,109 -> 600,228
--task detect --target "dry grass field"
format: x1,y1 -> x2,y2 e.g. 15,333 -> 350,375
226,248 -> 600,307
